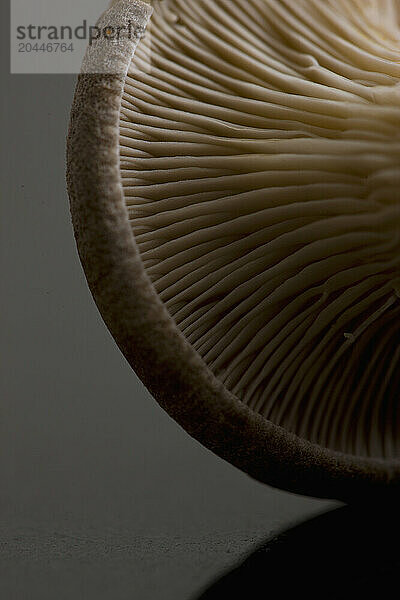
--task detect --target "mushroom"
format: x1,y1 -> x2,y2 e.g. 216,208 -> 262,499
67,0 -> 400,500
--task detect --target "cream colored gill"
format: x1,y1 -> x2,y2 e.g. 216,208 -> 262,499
118,0 -> 400,459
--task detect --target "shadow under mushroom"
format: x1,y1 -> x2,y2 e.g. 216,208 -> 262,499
195,502 -> 400,599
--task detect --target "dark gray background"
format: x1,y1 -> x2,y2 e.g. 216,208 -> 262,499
1,1 -> 336,598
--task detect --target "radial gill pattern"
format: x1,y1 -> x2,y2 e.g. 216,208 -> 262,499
119,0 -> 400,458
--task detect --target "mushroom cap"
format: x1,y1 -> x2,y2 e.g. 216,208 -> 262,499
67,0 -> 400,500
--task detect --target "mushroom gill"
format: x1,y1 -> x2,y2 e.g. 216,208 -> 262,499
119,0 -> 400,459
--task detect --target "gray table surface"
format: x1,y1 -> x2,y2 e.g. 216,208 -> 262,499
1,4 -> 339,598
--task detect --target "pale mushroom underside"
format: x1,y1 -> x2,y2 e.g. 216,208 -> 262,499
118,0 -> 400,459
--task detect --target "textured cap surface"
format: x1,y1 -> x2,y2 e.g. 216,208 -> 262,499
67,0 -> 400,501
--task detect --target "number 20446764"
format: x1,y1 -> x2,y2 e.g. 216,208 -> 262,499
18,42 -> 74,53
